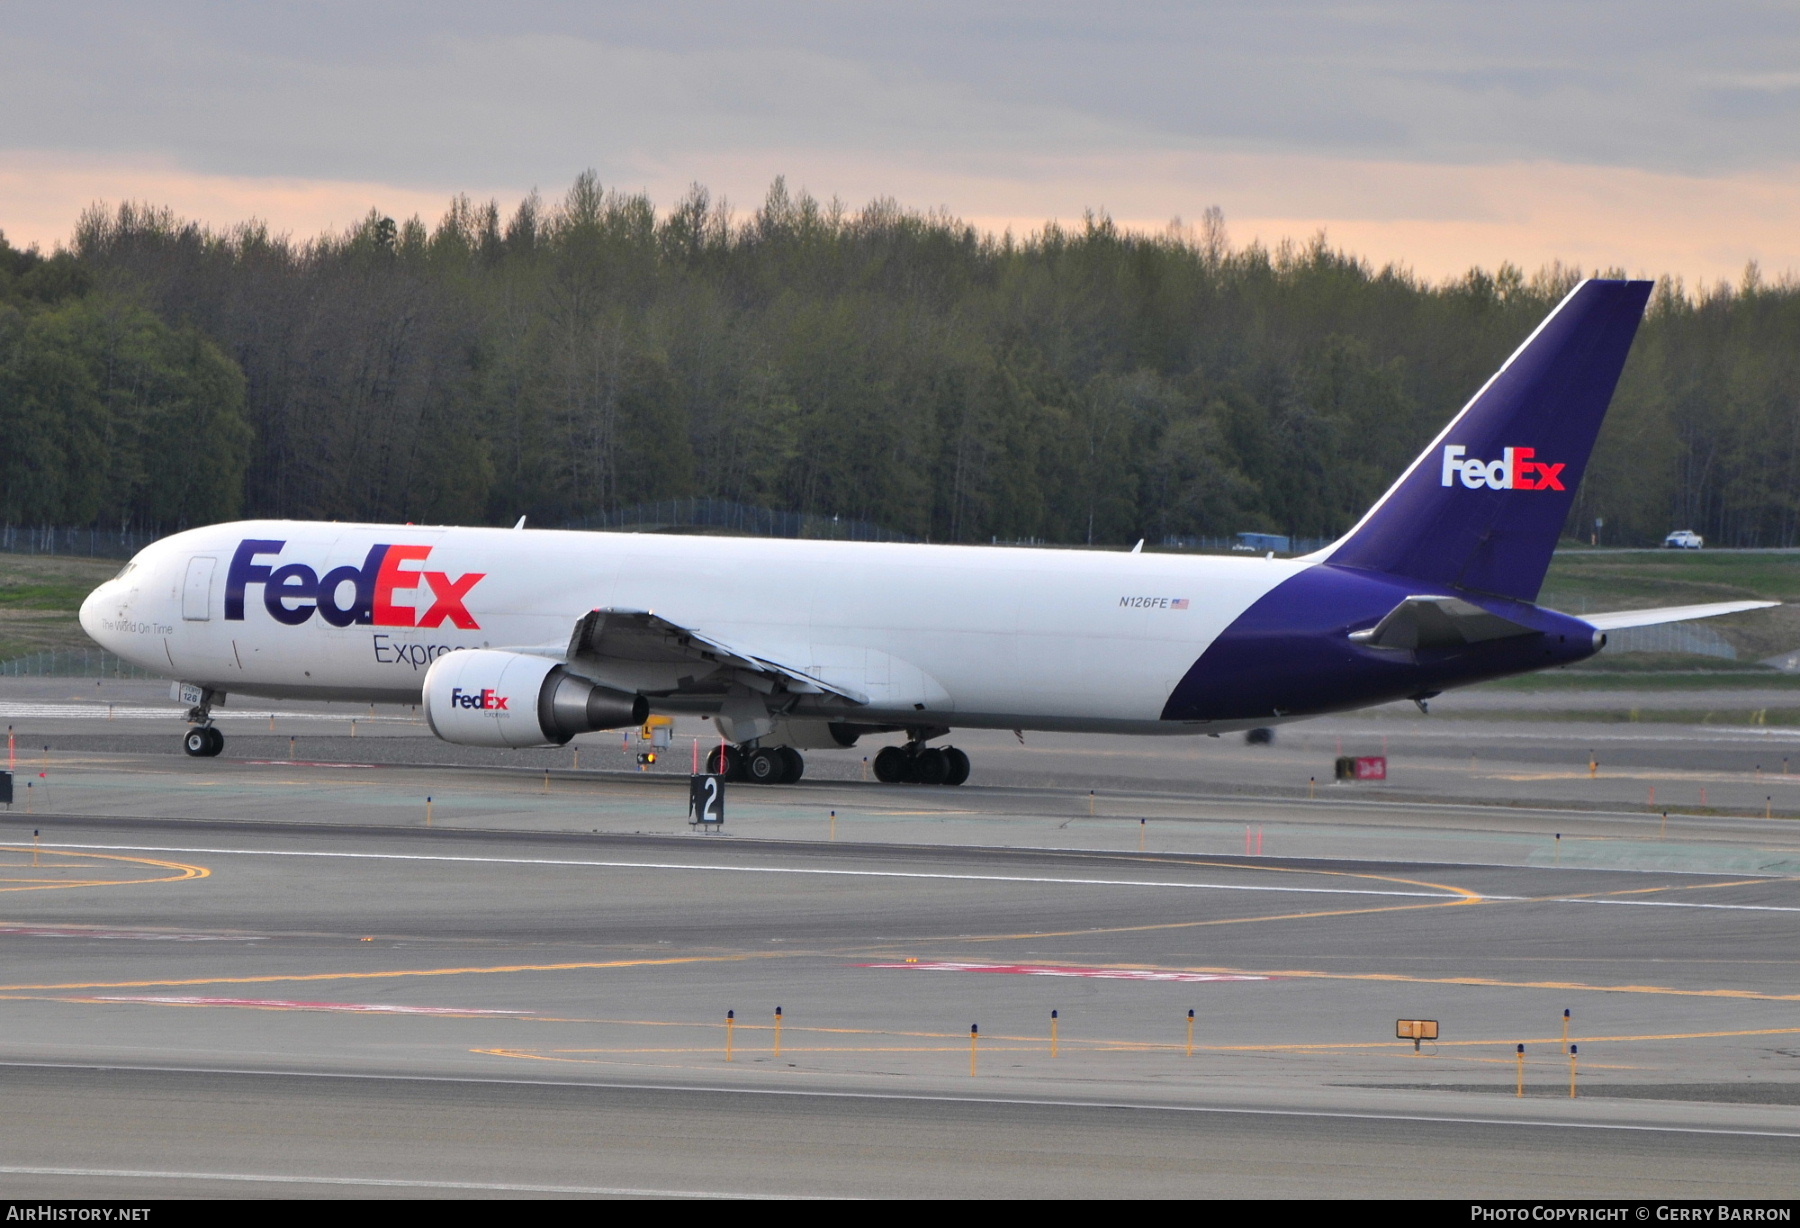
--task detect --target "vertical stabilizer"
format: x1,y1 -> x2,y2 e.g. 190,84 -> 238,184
1326,278 -> 1653,603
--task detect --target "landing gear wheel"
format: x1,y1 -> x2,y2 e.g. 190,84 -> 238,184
705,745 -> 746,781
183,726 -> 222,757
912,747 -> 950,785
746,747 -> 788,784
942,746 -> 970,786
873,745 -> 909,783
778,747 -> 805,784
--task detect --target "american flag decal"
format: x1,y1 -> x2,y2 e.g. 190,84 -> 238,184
1171,598 -> 1190,610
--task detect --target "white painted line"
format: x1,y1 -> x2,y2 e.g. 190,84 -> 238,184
0,1164 -> 813,1198
0,703 -> 416,724
2,1062 -> 1795,1142
1558,896 -> 1800,915
37,839 -> 1800,914
33,842 -> 1473,901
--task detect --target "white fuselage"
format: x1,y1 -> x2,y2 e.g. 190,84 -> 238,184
80,521 -> 1312,735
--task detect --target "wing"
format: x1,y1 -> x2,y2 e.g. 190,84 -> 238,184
1349,596 -> 1538,651
1580,600 -> 1777,631
563,608 -> 870,704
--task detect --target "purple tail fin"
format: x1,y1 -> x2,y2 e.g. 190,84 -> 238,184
1326,278 -> 1653,603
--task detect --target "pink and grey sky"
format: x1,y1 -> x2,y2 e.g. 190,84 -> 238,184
5,2 -> 1798,284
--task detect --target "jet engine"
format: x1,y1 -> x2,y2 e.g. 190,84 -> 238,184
422,649 -> 647,748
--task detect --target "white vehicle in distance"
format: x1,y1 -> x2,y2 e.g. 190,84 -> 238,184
1663,529 -> 1704,549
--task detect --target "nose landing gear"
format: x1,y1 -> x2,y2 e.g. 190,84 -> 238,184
873,742 -> 969,785
180,688 -> 224,757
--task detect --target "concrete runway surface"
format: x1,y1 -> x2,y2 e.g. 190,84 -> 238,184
0,679 -> 1798,1198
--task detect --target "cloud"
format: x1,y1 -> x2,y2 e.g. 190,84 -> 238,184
2,3 -> 1799,279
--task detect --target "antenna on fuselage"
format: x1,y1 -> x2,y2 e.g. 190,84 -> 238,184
513,515 -> 527,530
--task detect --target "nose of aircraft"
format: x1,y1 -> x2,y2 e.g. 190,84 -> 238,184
78,580 -> 110,645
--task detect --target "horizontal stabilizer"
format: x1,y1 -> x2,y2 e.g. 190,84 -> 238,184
1582,600 -> 1778,631
1349,596 -> 1538,651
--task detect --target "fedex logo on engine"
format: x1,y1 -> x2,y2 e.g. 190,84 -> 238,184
450,687 -> 508,710
1439,446 -> 1566,491
225,540 -> 485,629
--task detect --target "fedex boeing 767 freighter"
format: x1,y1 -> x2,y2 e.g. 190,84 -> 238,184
78,279 -> 1774,785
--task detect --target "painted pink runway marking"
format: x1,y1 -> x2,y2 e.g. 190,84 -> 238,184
90,995 -> 531,1015
0,927 -> 253,942
857,961 -> 1268,983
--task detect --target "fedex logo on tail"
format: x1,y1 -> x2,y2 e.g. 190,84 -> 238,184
1440,446 -> 1566,491
226,540 -> 485,629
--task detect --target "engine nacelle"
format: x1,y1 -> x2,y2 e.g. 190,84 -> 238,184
422,649 -> 648,748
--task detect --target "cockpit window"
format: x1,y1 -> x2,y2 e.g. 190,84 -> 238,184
113,562 -> 137,580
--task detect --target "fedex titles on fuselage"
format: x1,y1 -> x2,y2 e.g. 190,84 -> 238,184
226,539 -> 485,630
1440,445 -> 1565,491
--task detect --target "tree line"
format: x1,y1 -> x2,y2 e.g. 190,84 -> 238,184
3,174 -> 1798,548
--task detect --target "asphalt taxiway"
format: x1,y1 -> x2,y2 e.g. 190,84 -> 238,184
0,681 -> 1798,1197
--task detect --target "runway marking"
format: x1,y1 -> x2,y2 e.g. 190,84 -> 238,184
0,952 -> 770,994
31,841 -> 1484,901
0,702 -> 416,725
84,995 -> 534,1016
0,925 -> 247,941
857,961 -> 1268,983
944,897 -> 1474,942
475,1020 -> 1800,1061
0,1164 -> 804,1198
0,847 -> 208,894
1134,962 -> 1800,1003
5,1059 -> 1797,1141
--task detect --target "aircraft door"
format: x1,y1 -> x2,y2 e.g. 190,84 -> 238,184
182,556 -> 217,621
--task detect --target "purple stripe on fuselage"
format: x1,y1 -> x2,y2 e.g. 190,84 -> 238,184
1161,564 -> 1598,722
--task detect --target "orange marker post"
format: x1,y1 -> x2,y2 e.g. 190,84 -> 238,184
425,796 -> 433,827
1050,1010 -> 1059,1058
1569,1044 -> 1579,1098
829,810 -> 837,842
774,1006 -> 783,1058
1561,1008 -> 1571,1053
32,828 -> 39,868
1139,818 -> 1145,852
1186,1009 -> 1195,1057
970,1024 -> 979,1076
1516,1044 -> 1526,1097
726,1010 -> 735,1062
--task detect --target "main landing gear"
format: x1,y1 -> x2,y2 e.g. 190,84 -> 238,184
182,725 -> 223,757
706,744 -> 805,785
873,742 -> 969,786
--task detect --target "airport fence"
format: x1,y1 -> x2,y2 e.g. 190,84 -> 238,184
0,649 -> 166,679
1155,535 -> 1334,554
0,525 -> 159,560
563,499 -> 915,542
